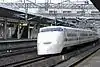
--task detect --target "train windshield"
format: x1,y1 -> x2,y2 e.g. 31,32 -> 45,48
40,27 -> 63,32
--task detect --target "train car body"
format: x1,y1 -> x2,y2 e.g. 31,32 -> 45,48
37,26 -> 98,55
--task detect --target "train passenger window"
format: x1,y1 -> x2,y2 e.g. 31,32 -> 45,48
67,33 -> 77,36
40,27 -> 63,32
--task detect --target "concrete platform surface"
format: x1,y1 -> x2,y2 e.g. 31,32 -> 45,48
0,39 -> 37,43
76,49 -> 100,67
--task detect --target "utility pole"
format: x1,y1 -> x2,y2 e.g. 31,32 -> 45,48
45,0 -> 49,11
24,0 -> 28,23
50,0 -> 51,3
54,10 -> 57,26
24,0 -> 30,39
35,0 -> 36,3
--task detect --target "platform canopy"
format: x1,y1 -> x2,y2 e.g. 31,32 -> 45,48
0,7 -> 36,19
0,7 -> 53,24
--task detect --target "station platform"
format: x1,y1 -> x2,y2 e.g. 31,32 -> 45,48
0,38 -> 37,43
76,49 -> 100,67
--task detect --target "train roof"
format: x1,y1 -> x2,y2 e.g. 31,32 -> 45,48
40,26 -> 94,32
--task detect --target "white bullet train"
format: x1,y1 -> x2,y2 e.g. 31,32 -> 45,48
37,26 -> 98,55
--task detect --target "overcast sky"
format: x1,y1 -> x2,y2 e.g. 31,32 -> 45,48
0,0 -> 92,3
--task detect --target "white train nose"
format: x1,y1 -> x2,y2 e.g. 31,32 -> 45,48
37,44 -> 62,55
37,29 -> 64,55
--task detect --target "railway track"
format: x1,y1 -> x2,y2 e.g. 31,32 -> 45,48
2,56 -> 49,67
8,56 -> 51,67
1,40 -> 99,67
55,44 -> 100,67
54,40 -> 100,67
0,45 -> 36,58
0,45 -> 37,66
